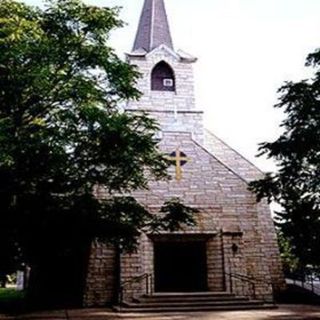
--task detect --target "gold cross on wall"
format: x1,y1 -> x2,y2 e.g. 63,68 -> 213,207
166,149 -> 191,181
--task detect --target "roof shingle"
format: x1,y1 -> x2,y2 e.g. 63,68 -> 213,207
133,0 -> 173,52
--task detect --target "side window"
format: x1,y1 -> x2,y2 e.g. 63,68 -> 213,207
151,61 -> 175,92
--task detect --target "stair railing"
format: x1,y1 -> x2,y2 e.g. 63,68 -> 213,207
225,272 -> 275,303
118,273 -> 153,306
286,271 -> 320,296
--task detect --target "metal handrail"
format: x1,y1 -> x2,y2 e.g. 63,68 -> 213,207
225,272 -> 275,303
118,273 -> 152,305
287,273 -> 320,295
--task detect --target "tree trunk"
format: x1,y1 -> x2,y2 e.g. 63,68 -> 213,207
0,275 -> 6,288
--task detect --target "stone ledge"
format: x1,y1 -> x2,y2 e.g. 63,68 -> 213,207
125,108 -> 204,114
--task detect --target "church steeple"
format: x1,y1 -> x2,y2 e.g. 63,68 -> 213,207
127,0 -> 200,141
133,0 -> 173,52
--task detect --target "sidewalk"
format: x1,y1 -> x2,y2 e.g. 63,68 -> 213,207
1,304 -> 320,320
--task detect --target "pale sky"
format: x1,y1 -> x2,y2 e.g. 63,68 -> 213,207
26,0 -> 320,172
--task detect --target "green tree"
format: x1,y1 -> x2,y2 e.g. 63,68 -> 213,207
277,231 -> 299,275
0,0 -> 196,306
249,48 -> 320,272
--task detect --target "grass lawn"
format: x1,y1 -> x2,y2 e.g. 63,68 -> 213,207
0,288 -> 26,314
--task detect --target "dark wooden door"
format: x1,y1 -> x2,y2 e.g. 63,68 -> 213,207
154,241 -> 208,292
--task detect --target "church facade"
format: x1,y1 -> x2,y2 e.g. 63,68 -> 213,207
83,0 -> 284,307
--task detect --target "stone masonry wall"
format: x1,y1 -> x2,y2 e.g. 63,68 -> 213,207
127,46 -> 196,112
203,129 -> 285,292
120,131 -> 276,301
257,200 -> 286,291
83,44 -> 284,306
207,235 -> 225,292
126,109 -> 205,145
83,106 -> 284,307
83,242 -> 117,307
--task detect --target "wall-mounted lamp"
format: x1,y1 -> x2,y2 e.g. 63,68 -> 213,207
232,243 -> 239,255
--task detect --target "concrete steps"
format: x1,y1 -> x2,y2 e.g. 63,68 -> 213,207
115,292 -> 277,313
134,295 -> 247,304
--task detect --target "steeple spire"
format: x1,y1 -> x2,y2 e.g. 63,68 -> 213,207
133,0 -> 173,52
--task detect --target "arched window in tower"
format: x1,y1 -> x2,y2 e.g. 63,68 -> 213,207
151,61 -> 175,92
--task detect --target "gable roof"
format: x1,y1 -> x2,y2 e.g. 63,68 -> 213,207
203,129 -> 265,182
133,0 -> 173,52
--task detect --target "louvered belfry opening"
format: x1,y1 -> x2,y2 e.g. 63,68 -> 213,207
151,61 -> 175,92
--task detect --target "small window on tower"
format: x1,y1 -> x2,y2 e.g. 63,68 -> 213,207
151,61 -> 175,92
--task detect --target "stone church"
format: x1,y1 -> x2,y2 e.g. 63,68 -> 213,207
83,0 -> 284,310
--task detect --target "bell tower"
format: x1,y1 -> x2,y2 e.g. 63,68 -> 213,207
126,0 -> 204,143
